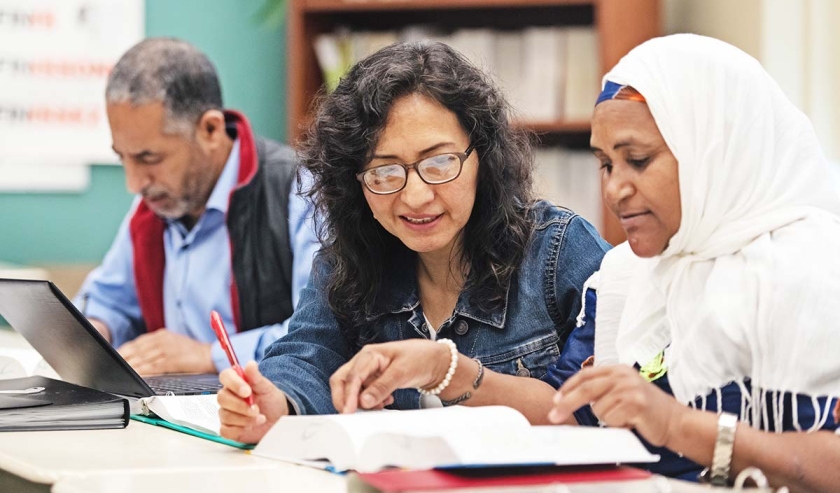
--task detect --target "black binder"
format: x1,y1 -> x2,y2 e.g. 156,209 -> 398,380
0,376 -> 129,431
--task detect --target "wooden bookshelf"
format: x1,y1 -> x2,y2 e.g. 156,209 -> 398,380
287,0 -> 661,245
523,120 -> 592,134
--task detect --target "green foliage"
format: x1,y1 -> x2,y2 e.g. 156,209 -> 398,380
255,0 -> 287,27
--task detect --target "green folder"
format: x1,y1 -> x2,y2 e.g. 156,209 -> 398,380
130,414 -> 255,450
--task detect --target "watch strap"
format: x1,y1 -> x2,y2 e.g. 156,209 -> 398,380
710,411 -> 738,486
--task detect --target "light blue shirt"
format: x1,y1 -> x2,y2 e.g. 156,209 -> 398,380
76,139 -> 320,370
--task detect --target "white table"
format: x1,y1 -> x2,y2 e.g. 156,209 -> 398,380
0,420 -> 346,492
0,418 -> 714,493
0,327 -> 717,493
0,328 -> 344,491
50,468 -> 717,493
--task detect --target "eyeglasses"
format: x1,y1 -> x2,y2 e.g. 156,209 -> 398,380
356,144 -> 475,195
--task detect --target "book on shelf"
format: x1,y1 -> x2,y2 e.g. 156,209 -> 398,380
313,32 -> 350,93
519,27 -> 566,122
350,30 -> 399,69
131,394 -> 253,450
310,25 -> 599,124
0,375 -> 128,431
252,405 -> 658,473
562,27 -> 600,121
494,29 -> 526,119
447,28 -> 496,74
534,147 -> 602,227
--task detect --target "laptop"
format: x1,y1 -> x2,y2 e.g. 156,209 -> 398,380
0,278 -> 221,398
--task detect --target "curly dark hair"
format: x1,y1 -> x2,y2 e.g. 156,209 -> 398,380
299,41 -> 536,346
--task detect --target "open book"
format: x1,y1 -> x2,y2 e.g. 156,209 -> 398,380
252,406 -> 659,473
138,394 -> 221,435
0,348 -> 59,380
132,394 -> 253,450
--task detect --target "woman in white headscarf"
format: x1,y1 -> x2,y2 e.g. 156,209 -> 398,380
547,34 -> 840,491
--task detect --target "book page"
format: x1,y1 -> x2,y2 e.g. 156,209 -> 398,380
143,395 -> 221,436
323,405 -> 529,452
357,423 -> 659,472
254,406 -> 531,472
448,425 -> 659,467
0,348 -> 58,379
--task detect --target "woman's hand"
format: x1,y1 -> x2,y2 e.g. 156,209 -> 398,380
217,361 -> 289,443
548,364 -> 684,447
330,340 -> 452,414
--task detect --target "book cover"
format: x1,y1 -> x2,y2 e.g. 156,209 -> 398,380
352,465 -> 652,492
130,414 -> 254,450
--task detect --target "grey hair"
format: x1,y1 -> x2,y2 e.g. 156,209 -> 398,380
105,37 -> 223,135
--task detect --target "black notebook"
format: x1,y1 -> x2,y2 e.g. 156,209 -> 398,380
0,376 -> 129,431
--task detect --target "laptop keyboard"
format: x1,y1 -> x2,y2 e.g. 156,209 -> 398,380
146,375 -> 222,395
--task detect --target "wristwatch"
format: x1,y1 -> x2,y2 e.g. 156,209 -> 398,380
708,412 -> 738,486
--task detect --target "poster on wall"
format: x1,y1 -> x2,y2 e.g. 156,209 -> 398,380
0,0 -> 143,191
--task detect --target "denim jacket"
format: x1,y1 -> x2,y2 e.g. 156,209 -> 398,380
260,201 -> 610,415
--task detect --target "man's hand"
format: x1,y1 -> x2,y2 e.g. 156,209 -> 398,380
218,361 -> 289,443
117,329 -> 215,375
330,340 -> 451,414
548,364 -> 684,447
88,318 -> 112,343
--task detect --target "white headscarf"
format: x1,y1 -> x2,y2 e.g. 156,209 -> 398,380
597,34 -> 840,429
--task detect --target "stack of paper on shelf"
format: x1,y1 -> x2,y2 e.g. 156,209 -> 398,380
310,25 -> 601,123
534,147 -> 602,227
563,27 -> 600,120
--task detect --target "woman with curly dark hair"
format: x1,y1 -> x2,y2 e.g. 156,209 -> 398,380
217,41 -> 609,443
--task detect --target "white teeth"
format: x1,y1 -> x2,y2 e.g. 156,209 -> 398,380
404,216 -> 436,224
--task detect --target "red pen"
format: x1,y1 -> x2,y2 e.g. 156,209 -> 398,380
210,310 -> 254,406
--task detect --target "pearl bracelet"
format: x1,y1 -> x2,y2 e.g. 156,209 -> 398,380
418,338 -> 458,396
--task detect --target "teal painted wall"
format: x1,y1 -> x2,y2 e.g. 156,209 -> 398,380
0,0 -> 287,265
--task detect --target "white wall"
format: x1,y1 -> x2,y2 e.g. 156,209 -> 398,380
663,0 -> 761,59
663,0 -> 840,172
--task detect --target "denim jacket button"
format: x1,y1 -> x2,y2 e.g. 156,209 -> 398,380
516,359 -> 531,377
454,320 -> 469,336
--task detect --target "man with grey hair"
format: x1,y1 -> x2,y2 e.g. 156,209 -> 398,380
76,37 -> 318,377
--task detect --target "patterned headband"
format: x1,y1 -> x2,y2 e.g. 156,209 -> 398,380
595,80 -> 646,106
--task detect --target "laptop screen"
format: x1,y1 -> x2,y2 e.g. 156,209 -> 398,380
0,279 -> 153,398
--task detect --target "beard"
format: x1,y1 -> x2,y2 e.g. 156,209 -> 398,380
141,144 -> 215,222
142,185 -> 200,220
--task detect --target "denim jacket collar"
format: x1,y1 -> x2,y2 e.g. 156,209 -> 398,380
368,251 -> 509,330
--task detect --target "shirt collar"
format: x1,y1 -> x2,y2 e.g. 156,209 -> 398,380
369,251 -> 509,330
205,138 -> 241,215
